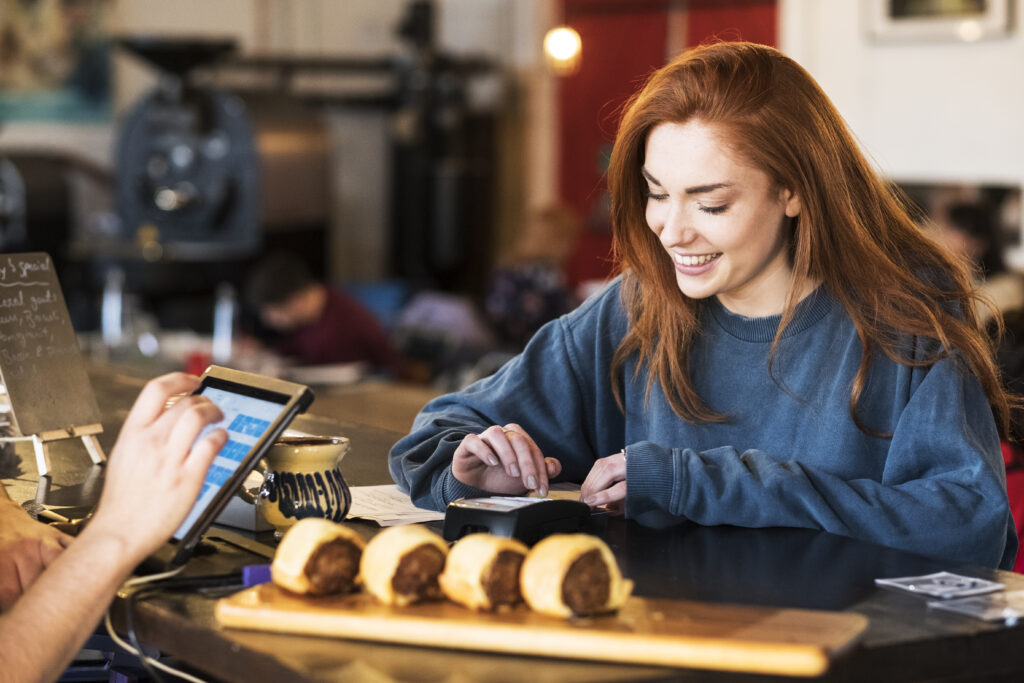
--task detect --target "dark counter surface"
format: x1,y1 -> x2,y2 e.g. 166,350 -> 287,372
5,363 -> 1024,681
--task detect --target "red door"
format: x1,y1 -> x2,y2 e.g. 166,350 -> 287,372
558,0 -> 776,289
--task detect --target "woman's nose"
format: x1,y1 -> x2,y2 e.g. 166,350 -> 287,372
658,204 -> 696,247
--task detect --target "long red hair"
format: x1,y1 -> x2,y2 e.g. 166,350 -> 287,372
607,41 -> 1011,435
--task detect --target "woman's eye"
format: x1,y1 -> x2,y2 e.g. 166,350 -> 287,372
645,190 -> 669,201
700,204 -> 728,215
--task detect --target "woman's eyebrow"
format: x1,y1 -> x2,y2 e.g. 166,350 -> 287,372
641,167 -> 661,186
684,182 -> 731,195
642,168 -> 731,195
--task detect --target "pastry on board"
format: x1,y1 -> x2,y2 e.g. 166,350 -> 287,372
439,533 -> 529,611
519,533 -> 633,618
271,518 -> 366,596
360,524 -> 449,606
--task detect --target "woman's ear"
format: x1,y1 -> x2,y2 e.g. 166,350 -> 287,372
782,188 -> 802,218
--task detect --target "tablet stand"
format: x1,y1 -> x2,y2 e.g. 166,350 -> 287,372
0,424 -> 106,477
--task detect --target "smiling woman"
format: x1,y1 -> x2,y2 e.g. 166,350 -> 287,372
389,41 -> 1018,571
641,120 -> 805,317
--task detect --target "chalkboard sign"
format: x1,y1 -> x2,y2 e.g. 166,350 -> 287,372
0,252 -> 101,437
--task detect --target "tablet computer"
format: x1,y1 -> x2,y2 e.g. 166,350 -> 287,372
139,365 -> 314,573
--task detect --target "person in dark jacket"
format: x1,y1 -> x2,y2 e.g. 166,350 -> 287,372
246,253 -> 401,375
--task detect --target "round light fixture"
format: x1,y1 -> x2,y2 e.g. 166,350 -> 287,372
543,26 -> 581,76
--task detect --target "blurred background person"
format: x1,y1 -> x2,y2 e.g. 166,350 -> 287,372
933,200 -> 1024,322
245,252 -> 401,376
484,203 -> 583,352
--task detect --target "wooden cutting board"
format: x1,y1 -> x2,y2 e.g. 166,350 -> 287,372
216,585 -> 868,677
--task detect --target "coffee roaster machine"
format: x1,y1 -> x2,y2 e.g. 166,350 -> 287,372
71,37 -> 332,332
60,0 -> 497,333
115,39 -> 260,259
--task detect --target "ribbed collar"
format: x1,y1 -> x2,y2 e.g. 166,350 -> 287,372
706,287 -> 836,342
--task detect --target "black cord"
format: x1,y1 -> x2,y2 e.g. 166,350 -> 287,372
124,585 -> 167,683
119,572 -> 244,681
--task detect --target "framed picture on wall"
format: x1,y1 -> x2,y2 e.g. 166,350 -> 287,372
865,0 -> 1012,42
0,0 -> 112,122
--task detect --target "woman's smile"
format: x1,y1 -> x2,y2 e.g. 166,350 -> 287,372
674,252 -> 722,268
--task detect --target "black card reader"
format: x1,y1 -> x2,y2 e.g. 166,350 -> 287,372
443,496 -> 591,544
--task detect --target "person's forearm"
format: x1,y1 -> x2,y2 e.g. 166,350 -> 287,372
0,526 -> 140,683
0,371 -> 226,682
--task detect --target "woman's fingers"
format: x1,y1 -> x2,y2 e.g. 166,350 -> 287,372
479,425 -> 521,476
580,463 -> 604,500
503,423 -> 548,490
480,424 -> 549,495
503,424 -> 538,450
580,451 -> 626,505
507,427 -> 548,495
452,433 -> 524,494
458,433 -> 498,467
583,480 -> 626,510
452,425 -> 559,496
544,457 -> 562,478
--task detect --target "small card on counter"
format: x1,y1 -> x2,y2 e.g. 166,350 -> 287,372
927,589 -> 1024,624
874,571 -> 1004,599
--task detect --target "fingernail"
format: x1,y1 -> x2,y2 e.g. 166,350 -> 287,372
539,485 -> 548,497
509,464 -> 520,477
527,475 -> 537,490
487,456 -> 499,467
581,496 -> 592,505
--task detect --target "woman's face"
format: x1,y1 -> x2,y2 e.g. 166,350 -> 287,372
643,120 -> 802,317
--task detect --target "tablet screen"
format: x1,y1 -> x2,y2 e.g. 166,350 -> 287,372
172,385 -> 288,540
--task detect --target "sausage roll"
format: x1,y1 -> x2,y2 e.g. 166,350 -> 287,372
360,525 -> 449,606
439,533 -> 529,611
271,518 -> 366,596
520,533 -> 633,618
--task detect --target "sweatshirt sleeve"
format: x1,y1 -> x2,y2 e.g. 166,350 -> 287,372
389,313 -> 608,512
626,356 -> 1017,569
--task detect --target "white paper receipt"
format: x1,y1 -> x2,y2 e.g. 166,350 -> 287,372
874,571 -> 1004,599
347,484 -> 445,526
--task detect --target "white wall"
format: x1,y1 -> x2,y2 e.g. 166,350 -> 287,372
780,0 -> 1024,190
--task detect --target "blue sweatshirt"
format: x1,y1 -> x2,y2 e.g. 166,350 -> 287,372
389,279 -> 1017,569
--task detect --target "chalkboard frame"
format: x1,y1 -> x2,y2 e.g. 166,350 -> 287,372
0,252 -> 103,438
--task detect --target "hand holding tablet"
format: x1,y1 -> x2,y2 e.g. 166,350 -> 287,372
0,367 -> 311,682
141,366 -> 314,572
88,372 -> 228,563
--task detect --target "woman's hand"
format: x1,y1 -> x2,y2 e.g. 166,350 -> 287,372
452,423 -> 561,496
581,450 -> 626,515
85,372 -> 228,562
